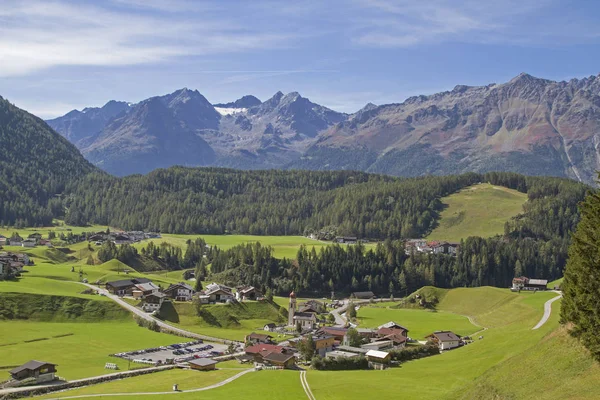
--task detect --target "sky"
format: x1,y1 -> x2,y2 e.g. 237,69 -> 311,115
2,0 -> 600,118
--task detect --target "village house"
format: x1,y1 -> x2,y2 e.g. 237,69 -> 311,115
366,350 -> 391,370
335,236 -> 358,244
263,323 -> 277,332
326,350 -> 362,360
113,234 -> 132,245
262,352 -> 296,368
21,239 -> 37,248
316,326 -> 348,342
203,285 -> 234,303
236,285 -> 262,301
245,332 -> 274,345
376,321 -> 409,346
0,235 -> 7,246
288,292 -> 317,330
312,335 -> 335,357
9,360 -> 58,383
188,358 -> 218,371
164,282 -> 194,301
361,340 -> 393,351
356,328 -> 378,340
244,344 -> 297,368
105,278 -> 151,296
426,331 -> 462,350
9,238 -> 22,247
351,291 -> 376,300
141,292 -> 166,312
127,281 -> 160,299
512,277 -> 548,291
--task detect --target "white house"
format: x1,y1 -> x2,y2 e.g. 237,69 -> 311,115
21,239 -> 36,248
426,331 -> 461,350
164,282 -> 194,301
142,292 -> 166,312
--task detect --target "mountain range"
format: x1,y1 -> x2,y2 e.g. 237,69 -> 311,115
47,73 -> 600,184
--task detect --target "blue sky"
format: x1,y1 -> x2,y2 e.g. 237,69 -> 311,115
1,0 -> 600,118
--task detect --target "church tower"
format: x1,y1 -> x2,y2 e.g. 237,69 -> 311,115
288,291 -> 297,326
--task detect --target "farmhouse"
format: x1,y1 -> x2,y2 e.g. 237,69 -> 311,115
245,344 -> 296,367
352,291 -> 375,300
9,360 -> 58,383
512,276 -> 548,291
426,331 -> 462,350
105,278 -> 151,296
312,335 -> 335,356
335,236 -> 358,244
127,282 -> 160,298
262,352 -> 296,369
188,358 -> 218,371
141,292 -> 166,312
366,350 -> 390,370
164,282 -> 194,301
263,323 -> 277,332
245,332 -> 274,345
204,286 -> 234,303
316,326 -> 348,341
236,285 -> 261,301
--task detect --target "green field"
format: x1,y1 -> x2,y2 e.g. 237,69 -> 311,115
36,369 -> 245,398
427,183 -> 528,241
357,305 -> 479,339
0,321 -> 180,380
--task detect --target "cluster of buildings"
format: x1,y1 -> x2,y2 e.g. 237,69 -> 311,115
0,251 -> 32,278
0,233 -> 52,248
404,239 -> 460,256
88,231 -> 161,245
104,278 -> 263,312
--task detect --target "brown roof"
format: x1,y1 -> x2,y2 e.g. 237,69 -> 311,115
247,332 -> 273,341
263,352 -> 295,363
427,331 -> 461,342
379,334 -> 408,344
245,344 -> 285,355
378,327 -> 407,337
10,360 -> 56,374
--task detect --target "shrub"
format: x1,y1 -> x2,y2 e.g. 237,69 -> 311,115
311,355 -> 369,370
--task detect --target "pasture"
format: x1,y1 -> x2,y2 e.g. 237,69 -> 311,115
427,183 -> 527,242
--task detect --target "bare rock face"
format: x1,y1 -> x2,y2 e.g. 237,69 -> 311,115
293,73 -> 600,185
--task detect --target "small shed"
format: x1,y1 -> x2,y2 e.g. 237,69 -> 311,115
366,350 -> 390,370
188,358 -> 218,371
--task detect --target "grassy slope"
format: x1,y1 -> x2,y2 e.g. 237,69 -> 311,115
169,301 -> 286,341
306,289 -> 559,400
356,306 -> 479,339
427,183 -> 527,241
0,320 -> 180,380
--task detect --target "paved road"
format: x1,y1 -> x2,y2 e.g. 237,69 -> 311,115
300,371 -> 316,400
41,369 -> 254,399
79,283 -> 240,344
532,292 -> 562,330
330,300 -> 348,327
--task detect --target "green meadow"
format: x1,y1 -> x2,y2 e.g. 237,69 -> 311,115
427,183 -> 527,242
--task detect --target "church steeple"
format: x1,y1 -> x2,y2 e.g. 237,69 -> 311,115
288,291 -> 297,326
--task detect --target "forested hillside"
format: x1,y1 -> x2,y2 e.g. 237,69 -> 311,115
206,174 -> 587,296
0,96 -> 97,227
64,169 -> 587,240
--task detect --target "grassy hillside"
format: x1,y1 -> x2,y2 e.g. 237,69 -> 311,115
427,183 -> 527,241
168,300 -> 287,341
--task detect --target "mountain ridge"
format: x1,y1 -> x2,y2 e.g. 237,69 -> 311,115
46,72 -> 600,183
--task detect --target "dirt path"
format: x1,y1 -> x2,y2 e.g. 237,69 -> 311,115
300,371 -> 316,400
41,369 -> 254,399
532,293 -> 562,330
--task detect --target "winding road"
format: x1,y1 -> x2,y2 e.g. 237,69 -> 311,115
79,283 -> 239,344
532,292 -> 562,330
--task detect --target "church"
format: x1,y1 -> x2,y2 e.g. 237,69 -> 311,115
287,291 -> 317,330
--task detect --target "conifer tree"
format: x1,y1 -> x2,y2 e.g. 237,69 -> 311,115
561,185 -> 600,360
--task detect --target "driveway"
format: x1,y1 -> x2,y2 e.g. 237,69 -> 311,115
532,291 -> 562,330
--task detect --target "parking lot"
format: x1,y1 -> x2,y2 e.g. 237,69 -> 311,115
112,340 -> 230,365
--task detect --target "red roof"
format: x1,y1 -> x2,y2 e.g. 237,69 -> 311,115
245,344 -> 285,355
378,327 -> 407,337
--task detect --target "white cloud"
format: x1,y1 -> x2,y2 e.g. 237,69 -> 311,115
352,0 -> 598,47
0,0 -> 291,77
